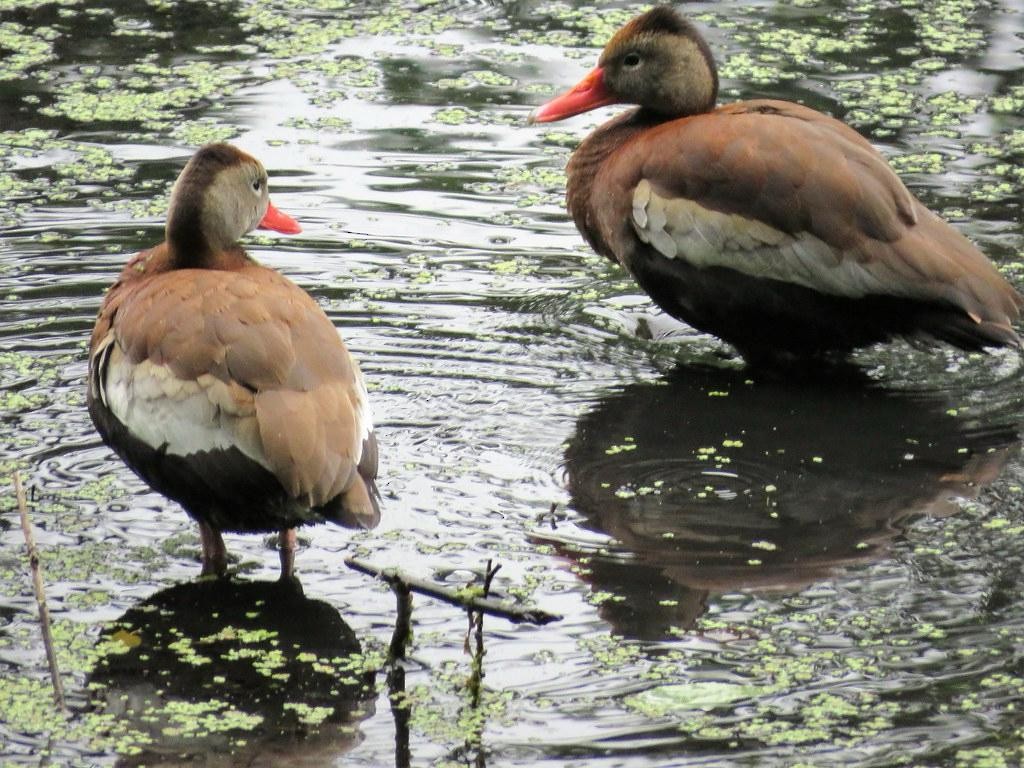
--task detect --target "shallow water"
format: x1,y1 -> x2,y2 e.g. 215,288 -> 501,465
2,0 -> 1024,765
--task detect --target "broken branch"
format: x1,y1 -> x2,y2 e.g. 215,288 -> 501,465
344,556 -> 561,626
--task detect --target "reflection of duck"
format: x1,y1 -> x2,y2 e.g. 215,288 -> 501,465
559,367 -> 1018,638
88,579 -> 376,766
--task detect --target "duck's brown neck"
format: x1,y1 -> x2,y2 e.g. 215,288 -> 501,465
163,201 -> 250,271
165,196 -> 216,268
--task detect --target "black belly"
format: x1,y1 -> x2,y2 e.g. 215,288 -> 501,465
88,395 -> 328,533
630,246 -> 1004,362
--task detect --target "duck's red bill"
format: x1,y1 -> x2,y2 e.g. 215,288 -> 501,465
528,66 -> 617,123
259,200 -> 302,234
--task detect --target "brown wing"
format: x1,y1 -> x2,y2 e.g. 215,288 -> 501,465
91,258 -> 378,527
600,100 -> 1021,336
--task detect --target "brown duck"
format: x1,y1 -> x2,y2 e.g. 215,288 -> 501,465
530,7 -> 1021,363
88,143 -> 379,579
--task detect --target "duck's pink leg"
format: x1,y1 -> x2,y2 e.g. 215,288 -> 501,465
279,527 -> 297,581
198,521 -> 228,577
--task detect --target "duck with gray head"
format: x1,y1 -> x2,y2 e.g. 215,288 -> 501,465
530,6 -> 1022,365
88,143 -> 380,580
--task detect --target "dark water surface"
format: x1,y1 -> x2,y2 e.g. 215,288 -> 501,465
2,0 -> 1024,766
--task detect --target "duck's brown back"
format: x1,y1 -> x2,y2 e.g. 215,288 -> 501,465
88,250 -> 378,532
566,100 -> 1021,356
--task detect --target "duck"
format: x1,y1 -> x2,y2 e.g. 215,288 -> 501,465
88,143 -> 379,580
529,6 -> 1022,364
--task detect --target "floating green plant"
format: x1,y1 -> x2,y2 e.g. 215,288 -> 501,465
990,86 -> 1024,115
170,120 -> 240,147
913,0 -> 986,55
40,60 -> 248,129
0,21 -> 57,80
435,69 -> 516,91
627,681 -> 765,715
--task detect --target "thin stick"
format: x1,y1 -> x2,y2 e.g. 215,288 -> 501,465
387,662 -> 411,768
15,472 -> 65,710
389,580 -> 413,660
467,559 -> 501,708
345,556 -> 561,625
481,560 -> 500,600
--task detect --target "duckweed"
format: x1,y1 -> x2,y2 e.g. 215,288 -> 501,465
435,70 -> 516,91
170,120 -> 240,147
0,21 -> 57,80
990,87 -> 1024,114
626,682 -> 765,715
41,61 -> 248,128
913,0 -> 986,55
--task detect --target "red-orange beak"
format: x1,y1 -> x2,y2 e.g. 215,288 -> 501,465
528,66 -> 617,124
258,200 -> 302,234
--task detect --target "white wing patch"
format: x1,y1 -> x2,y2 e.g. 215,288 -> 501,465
351,358 -> 375,449
630,180 -> 923,301
103,344 -> 271,470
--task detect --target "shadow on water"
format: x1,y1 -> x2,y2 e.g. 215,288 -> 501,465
87,578 -> 376,767
556,366 -> 1020,639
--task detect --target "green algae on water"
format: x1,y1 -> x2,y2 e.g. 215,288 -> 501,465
0,21 -> 58,80
40,60 -> 248,129
627,681 -> 765,715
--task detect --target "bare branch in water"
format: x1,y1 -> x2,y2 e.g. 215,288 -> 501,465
466,559 -> 502,708
344,556 -> 561,625
15,471 -> 66,711
389,579 -> 413,660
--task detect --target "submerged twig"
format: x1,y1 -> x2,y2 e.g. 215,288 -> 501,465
466,559 -> 501,708
385,582 -> 413,764
387,661 -> 411,768
344,556 -> 561,625
389,579 -> 413,660
15,472 -> 66,711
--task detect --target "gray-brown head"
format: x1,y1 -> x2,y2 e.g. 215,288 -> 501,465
529,6 -> 718,123
165,143 -> 300,258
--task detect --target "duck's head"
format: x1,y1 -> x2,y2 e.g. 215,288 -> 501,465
529,6 -> 718,124
166,143 -> 301,256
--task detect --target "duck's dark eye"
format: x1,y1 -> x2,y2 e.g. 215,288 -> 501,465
623,52 -> 642,67
252,178 -> 262,192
